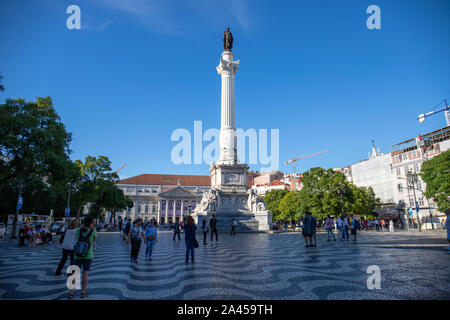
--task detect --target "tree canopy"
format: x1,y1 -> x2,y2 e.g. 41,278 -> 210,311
265,167 -> 380,221
264,189 -> 288,220
0,96 -> 132,232
420,149 -> 450,212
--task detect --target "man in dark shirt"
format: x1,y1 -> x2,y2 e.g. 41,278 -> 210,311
209,214 -> 219,244
173,217 -> 181,241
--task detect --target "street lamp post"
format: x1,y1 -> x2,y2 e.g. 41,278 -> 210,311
406,171 -> 421,232
65,182 -> 72,228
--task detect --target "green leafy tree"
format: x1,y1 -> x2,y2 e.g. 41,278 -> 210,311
297,167 -> 353,219
350,185 -> 379,217
88,180 -> 133,221
264,189 -> 288,221
420,150 -> 450,212
0,73 -> 4,91
71,155 -> 119,218
278,190 -> 302,220
0,97 -> 72,236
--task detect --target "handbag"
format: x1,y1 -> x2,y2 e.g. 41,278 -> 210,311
193,239 -> 199,248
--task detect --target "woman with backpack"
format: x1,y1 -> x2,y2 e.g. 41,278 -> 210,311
144,219 -> 158,260
127,219 -> 144,263
184,215 -> 198,264
68,216 -> 97,299
55,219 -> 79,276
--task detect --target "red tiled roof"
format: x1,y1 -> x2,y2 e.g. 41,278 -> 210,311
270,180 -> 284,186
118,174 -> 211,186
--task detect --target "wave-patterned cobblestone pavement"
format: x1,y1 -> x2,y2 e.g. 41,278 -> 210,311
0,230 -> 449,300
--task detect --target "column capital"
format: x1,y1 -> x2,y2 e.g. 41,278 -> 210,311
217,52 -> 239,75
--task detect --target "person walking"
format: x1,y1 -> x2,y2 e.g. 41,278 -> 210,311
350,214 -> 359,241
325,215 -> 336,241
68,216 -> 97,299
340,213 -> 350,241
336,216 -> 343,238
144,219 -> 157,260
210,214 -> 219,245
118,216 -> 123,233
123,218 -> 131,241
311,215 -> 317,247
375,219 -> 380,231
302,212 -> 313,247
55,219 -> 79,276
173,217 -> 181,241
444,209 -> 450,251
184,215 -> 197,263
200,219 -> 209,245
230,218 -> 237,236
127,219 -> 144,263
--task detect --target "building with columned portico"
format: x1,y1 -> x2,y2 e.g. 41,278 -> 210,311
112,174 -> 211,225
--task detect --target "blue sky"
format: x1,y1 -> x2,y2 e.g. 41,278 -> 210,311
1,0 -> 449,179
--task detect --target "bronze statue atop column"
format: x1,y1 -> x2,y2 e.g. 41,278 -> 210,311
223,27 -> 233,51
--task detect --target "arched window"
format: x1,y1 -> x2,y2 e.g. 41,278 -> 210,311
145,205 -> 149,213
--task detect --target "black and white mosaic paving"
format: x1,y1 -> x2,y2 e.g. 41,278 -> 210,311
0,230 -> 449,300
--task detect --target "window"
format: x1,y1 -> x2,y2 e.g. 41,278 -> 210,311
145,205 -> 148,213
396,168 -> 401,177
397,184 -> 403,192
402,153 -> 408,161
417,179 -> 422,190
137,205 -> 141,213
414,163 -> 419,172
418,197 -> 424,206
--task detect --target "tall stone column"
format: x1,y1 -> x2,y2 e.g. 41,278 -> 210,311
165,201 -> 168,224
217,51 -> 239,165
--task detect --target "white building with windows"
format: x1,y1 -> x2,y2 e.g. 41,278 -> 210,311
108,174 -> 211,224
349,143 -> 395,204
390,126 -> 450,226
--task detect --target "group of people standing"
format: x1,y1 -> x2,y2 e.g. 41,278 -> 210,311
301,212 -> 361,246
120,214 -> 223,264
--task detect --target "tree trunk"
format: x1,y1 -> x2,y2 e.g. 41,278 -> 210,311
10,178 -> 24,239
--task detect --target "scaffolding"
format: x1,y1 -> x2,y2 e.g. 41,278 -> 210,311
390,126 -> 450,153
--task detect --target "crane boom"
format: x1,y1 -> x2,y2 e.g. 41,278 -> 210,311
418,99 -> 450,126
284,149 -> 331,173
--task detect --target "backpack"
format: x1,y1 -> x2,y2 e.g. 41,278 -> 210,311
125,222 -> 131,234
74,228 -> 93,258
354,219 -> 361,229
130,226 -> 142,242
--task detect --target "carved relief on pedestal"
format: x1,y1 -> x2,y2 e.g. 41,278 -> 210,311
196,189 -> 218,212
247,188 -> 266,212
224,173 -> 239,184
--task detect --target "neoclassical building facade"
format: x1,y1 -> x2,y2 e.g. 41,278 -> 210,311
112,174 -> 211,224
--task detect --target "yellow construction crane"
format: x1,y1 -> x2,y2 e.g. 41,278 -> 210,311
285,149 -> 331,174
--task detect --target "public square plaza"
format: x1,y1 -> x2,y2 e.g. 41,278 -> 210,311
0,230 -> 449,300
